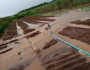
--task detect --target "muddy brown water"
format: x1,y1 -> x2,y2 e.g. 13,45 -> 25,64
0,11 -> 90,70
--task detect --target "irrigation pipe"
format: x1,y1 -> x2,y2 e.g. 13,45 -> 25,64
46,23 -> 90,56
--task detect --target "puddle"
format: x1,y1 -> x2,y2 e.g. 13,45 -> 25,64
16,22 -> 24,35
71,11 -> 90,21
80,17 -> 90,21
70,24 -> 90,29
25,57 -> 45,70
23,21 -> 40,29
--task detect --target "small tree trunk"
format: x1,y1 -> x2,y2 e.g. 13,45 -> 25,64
66,4 -> 67,9
59,4 -> 61,11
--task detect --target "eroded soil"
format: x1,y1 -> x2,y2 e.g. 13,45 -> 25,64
0,11 -> 90,70
71,19 -> 90,26
59,26 -> 90,44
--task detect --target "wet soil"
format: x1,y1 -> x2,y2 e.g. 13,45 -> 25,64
17,20 -> 29,30
43,39 -> 57,49
9,65 -> 24,70
71,19 -> 90,26
59,26 -> 90,44
0,39 -> 18,50
0,45 -> 7,50
3,21 -> 18,40
20,16 -> 55,24
0,48 -> 13,54
38,46 -> 90,70
26,31 -> 41,38
24,29 -> 35,34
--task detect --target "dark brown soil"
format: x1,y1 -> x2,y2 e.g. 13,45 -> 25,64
20,16 -> 55,24
45,53 -> 81,70
38,44 -> 90,70
3,21 -> 18,40
24,29 -> 35,34
0,48 -> 13,54
17,20 -> 29,30
70,19 -> 90,26
69,62 -> 90,70
0,39 -> 18,50
43,39 -> 57,49
9,65 -> 24,70
26,31 -> 41,38
0,45 -> 7,50
59,26 -> 90,44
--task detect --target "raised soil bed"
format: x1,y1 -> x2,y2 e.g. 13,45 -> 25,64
70,19 -> 90,26
59,26 -> 90,44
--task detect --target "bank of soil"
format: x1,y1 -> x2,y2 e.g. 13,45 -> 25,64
38,45 -> 90,70
2,21 -> 18,40
59,26 -> 90,44
20,16 -> 55,24
71,19 -> 90,26
17,20 -> 29,30
26,31 -> 41,38
24,29 -> 35,34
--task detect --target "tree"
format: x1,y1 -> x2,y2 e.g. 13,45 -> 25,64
69,0 -> 73,7
57,0 -> 62,11
63,0 -> 69,9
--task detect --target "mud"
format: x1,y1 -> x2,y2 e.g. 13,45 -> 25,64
45,54 -> 81,70
71,19 -> 90,26
0,45 -> 7,50
24,29 -> 35,34
69,62 -> 90,70
20,16 -> 55,24
3,21 -> 18,40
43,39 -> 57,49
26,31 -> 41,38
0,39 -> 18,50
9,65 -> 24,70
17,20 -> 29,30
38,45 -> 90,70
0,48 -> 13,54
59,26 -> 90,44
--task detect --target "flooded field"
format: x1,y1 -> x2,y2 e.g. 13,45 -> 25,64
0,10 -> 90,70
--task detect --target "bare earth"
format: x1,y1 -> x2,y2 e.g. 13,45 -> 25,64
0,10 -> 90,70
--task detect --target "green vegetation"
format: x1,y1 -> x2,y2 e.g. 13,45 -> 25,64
0,0 -> 90,35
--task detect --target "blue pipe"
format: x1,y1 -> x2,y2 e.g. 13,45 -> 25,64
48,26 -> 90,56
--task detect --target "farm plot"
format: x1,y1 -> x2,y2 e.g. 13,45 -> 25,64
38,45 -> 90,70
17,20 -> 29,30
71,19 -> 90,26
20,16 -> 55,24
3,21 -> 18,40
17,20 -> 36,34
58,26 -> 90,44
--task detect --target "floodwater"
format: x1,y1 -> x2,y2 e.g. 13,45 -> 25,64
23,21 -> 40,29
0,10 -> 90,70
16,22 -> 24,35
25,57 -> 45,70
